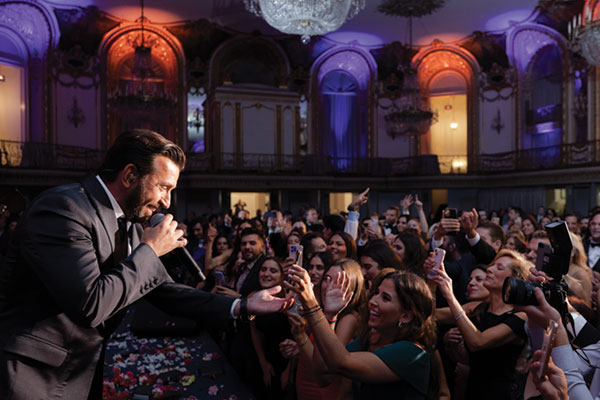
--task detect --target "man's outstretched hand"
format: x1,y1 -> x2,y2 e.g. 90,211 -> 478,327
243,286 -> 294,315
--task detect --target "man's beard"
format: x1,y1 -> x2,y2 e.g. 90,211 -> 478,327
123,179 -> 151,223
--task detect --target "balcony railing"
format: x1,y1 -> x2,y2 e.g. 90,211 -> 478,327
2,139 -> 600,177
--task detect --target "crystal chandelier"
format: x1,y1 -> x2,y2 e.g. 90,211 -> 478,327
244,0 -> 365,44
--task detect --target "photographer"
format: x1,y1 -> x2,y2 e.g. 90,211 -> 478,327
518,287 -> 597,400
430,250 -> 530,400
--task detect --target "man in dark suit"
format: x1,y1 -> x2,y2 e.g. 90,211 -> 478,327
0,130 -> 289,399
584,210 -> 600,271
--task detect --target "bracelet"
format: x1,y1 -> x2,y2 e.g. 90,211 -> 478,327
309,314 -> 325,326
300,304 -> 320,314
454,310 -> 466,321
297,335 -> 309,347
301,306 -> 322,317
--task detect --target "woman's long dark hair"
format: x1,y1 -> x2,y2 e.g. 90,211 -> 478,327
360,271 -> 436,350
361,239 -> 403,271
394,231 -> 427,277
212,233 -> 231,257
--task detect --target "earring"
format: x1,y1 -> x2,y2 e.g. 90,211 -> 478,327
397,320 -> 405,328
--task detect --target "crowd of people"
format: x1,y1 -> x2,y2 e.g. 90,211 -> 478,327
121,192 -> 599,400
2,132 -> 600,400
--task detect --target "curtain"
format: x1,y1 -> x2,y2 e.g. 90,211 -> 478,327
321,71 -> 358,171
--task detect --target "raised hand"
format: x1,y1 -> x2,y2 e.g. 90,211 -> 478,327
322,270 -> 353,320
284,265 -> 318,309
460,208 -> 478,238
400,194 -> 414,213
207,224 -> 217,242
414,194 -> 423,211
349,187 -> 370,210
431,263 -> 454,300
530,350 -> 568,400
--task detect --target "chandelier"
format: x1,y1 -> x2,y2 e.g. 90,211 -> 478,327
244,0 -> 365,44
571,7 -> 600,66
377,0 -> 443,139
382,68 -> 436,138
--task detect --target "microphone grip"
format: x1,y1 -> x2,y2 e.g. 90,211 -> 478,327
150,213 -> 206,282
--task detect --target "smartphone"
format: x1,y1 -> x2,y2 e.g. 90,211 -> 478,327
370,218 -> 379,231
428,248 -> 446,279
443,208 -> 458,219
535,242 -> 553,272
213,270 -> 226,287
289,244 -> 304,267
537,320 -> 559,379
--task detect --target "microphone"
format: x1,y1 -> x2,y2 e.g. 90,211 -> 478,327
150,213 -> 206,282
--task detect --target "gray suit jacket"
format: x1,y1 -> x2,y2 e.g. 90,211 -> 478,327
0,176 -> 234,399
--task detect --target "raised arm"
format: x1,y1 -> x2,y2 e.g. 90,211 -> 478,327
432,266 -> 524,351
285,266 -> 401,383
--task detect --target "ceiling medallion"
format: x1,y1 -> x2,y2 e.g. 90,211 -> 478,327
244,0 -> 365,44
377,0 -> 445,18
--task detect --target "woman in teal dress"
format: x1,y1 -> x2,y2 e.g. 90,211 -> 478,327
286,267 -> 438,399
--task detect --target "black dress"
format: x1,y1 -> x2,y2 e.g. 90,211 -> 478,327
252,312 -> 293,400
466,305 -> 527,400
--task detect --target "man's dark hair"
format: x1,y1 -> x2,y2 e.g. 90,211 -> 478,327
239,227 -> 265,243
477,221 -> 506,244
323,214 -> 345,233
99,129 -> 186,182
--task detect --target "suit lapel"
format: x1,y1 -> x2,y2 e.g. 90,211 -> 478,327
81,175 -> 119,254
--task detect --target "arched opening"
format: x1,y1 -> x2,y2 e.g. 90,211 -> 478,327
320,70 -> 360,170
311,48 -> 374,169
0,31 -> 27,144
427,72 -> 468,173
101,24 -> 184,147
523,45 -> 562,151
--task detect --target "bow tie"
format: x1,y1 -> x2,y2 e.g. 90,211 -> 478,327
590,242 -> 600,248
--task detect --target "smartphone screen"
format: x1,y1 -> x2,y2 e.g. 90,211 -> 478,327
537,320 -> 558,379
443,208 -> 458,219
289,244 -> 303,267
213,270 -> 226,286
427,248 -> 446,279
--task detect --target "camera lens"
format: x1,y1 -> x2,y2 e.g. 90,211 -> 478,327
502,277 -> 540,305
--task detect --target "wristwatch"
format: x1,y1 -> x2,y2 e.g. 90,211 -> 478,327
239,297 -> 255,322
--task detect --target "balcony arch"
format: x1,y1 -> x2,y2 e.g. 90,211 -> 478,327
412,42 -> 481,166
99,19 -> 185,147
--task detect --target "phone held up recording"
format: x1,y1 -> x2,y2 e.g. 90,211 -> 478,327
428,248 -> 446,279
537,320 -> 558,380
288,245 -> 304,314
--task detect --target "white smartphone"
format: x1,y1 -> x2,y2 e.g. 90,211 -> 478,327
427,248 -> 446,279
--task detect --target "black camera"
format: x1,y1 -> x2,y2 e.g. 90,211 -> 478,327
502,221 -> 571,318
